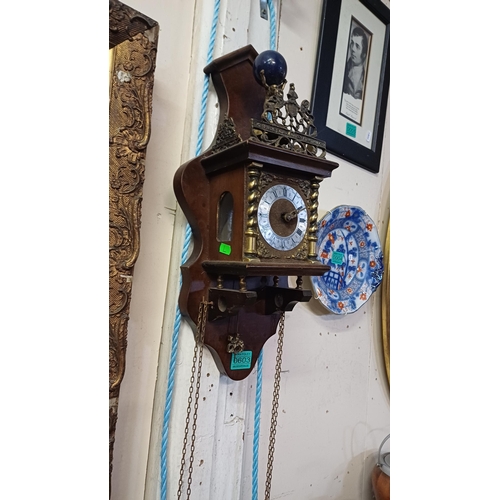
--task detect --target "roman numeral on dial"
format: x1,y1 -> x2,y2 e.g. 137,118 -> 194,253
257,183 -> 308,252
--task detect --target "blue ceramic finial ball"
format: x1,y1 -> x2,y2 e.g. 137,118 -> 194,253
253,50 -> 287,86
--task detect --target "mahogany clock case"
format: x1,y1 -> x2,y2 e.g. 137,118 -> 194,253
174,45 -> 339,380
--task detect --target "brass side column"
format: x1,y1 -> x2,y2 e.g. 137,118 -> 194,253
307,177 -> 322,260
244,162 -> 262,260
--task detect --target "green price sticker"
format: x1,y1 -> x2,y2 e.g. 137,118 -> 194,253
346,122 -> 357,138
331,251 -> 344,265
230,351 -> 252,370
219,242 -> 232,255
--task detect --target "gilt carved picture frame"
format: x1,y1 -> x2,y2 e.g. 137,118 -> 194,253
109,0 -> 159,491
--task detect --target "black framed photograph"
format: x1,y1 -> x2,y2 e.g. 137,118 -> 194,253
311,0 -> 390,173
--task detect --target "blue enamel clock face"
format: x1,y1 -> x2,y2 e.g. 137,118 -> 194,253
257,184 -> 307,251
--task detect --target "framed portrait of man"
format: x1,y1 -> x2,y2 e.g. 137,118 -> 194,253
311,0 -> 389,173
339,18 -> 372,125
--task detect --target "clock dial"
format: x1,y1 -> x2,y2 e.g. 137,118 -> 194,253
257,184 -> 308,251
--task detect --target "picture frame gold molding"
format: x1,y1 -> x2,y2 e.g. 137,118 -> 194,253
109,0 -> 159,491
381,219 -> 390,385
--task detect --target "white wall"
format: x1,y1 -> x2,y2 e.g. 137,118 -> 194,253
111,1 -> 390,499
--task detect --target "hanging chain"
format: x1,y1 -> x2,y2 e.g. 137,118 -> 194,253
176,304 -> 285,499
177,299 -> 210,500
264,311 -> 286,500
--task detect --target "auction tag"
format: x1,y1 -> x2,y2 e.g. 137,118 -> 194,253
331,251 -> 344,265
230,351 -> 252,370
346,122 -> 356,138
219,242 -> 231,255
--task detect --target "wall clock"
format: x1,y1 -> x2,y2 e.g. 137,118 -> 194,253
174,45 -> 339,380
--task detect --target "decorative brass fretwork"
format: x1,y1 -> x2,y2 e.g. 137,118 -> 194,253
256,239 -> 308,260
227,332 -> 245,354
259,173 -> 311,199
109,0 -> 158,492
212,116 -> 243,154
251,75 -> 326,158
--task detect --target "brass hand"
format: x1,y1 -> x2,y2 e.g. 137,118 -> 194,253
282,206 -> 305,222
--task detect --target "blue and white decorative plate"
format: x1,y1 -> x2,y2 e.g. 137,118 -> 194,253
311,205 -> 384,314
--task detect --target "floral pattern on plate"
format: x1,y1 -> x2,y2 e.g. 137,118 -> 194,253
312,205 -> 384,314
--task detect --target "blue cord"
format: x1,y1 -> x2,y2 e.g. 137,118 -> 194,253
252,5 -> 277,500
160,2 -> 221,499
251,350 -> 264,500
268,0 -> 277,51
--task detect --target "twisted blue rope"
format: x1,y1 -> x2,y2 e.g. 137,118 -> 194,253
195,0 -> 221,158
251,350 -> 264,500
268,0 -> 277,52
160,1 -> 221,499
252,5 -> 277,500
